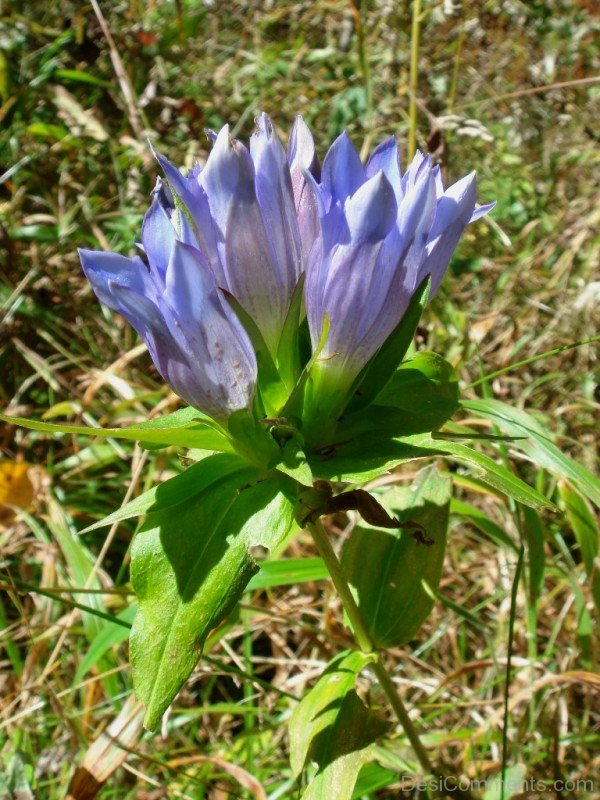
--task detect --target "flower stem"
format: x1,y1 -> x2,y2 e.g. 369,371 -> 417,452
308,517 -> 373,654
308,518 -> 479,800
307,519 -> 434,774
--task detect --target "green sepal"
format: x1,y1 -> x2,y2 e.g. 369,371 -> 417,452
276,273 -> 306,393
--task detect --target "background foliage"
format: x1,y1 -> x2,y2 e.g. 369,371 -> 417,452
0,0 -> 598,797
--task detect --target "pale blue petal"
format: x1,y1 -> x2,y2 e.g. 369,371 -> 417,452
345,172 -> 397,243
320,131 -> 365,206
250,113 -> 302,296
79,249 -> 152,310
365,137 -> 402,200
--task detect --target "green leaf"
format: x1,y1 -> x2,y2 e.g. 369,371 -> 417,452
246,557 -> 328,591
55,68 -> 111,87
522,506 -> 546,607
45,496 -> 107,640
338,352 -> 459,439
347,277 -> 430,412
289,650 -> 389,800
74,605 -> 136,683
430,438 -> 554,510
558,480 -> 600,612
130,457 -> 297,729
308,431 -> 436,483
451,498 -> 518,552
342,466 -> 451,647
310,431 -> 552,510
0,407 -> 232,451
463,398 -> 600,509
80,453 -> 247,533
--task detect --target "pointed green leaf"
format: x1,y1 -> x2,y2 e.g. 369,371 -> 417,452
342,466 -> 451,647
0,407 -> 232,450
451,499 -> 518,552
246,558 -> 328,591
463,398 -> 600,509
310,431 -> 553,510
338,352 -> 459,439
558,480 -> 600,612
80,453 -> 248,533
522,506 -> 546,607
431,438 -> 554,510
289,650 -> 389,800
130,458 -> 297,729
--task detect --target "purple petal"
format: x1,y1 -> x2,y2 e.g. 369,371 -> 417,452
250,113 -> 302,297
106,280 -> 188,396
152,147 -> 224,284
320,131 -> 365,206
288,116 -> 321,259
79,249 -> 153,310
199,125 -> 253,238
345,171 -> 397,243
401,150 -> 430,194
395,166 -> 437,286
163,242 -> 257,414
141,195 -> 176,279
470,200 -> 496,222
365,137 -> 402,199
287,115 -> 320,179
420,171 -> 477,294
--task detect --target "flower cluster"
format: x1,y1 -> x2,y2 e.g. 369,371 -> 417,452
80,114 -> 492,438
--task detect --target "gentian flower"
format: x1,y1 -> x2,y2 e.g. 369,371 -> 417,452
79,113 -> 492,438
302,132 -> 494,399
79,239 -> 257,423
80,114 -> 304,423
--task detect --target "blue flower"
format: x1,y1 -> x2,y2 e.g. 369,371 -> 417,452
303,132 -> 494,393
79,114 -> 492,430
79,239 -> 257,422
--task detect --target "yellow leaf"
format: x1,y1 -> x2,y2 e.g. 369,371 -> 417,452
0,461 -> 38,523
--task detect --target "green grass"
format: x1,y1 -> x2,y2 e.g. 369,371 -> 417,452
0,1 -> 598,797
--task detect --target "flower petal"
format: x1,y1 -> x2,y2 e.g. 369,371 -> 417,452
79,249 -> 153,310
287,115 -> 320,179
420,171 -> 477,294
250,113 -> 302,295
365,137 -> 402,199
163,241 -> 257,415
320,131 -> 365,206
345,171 -> 397,243
141,195 -> 177,279
469,200 -> 496,222
288,116 -> 321,258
